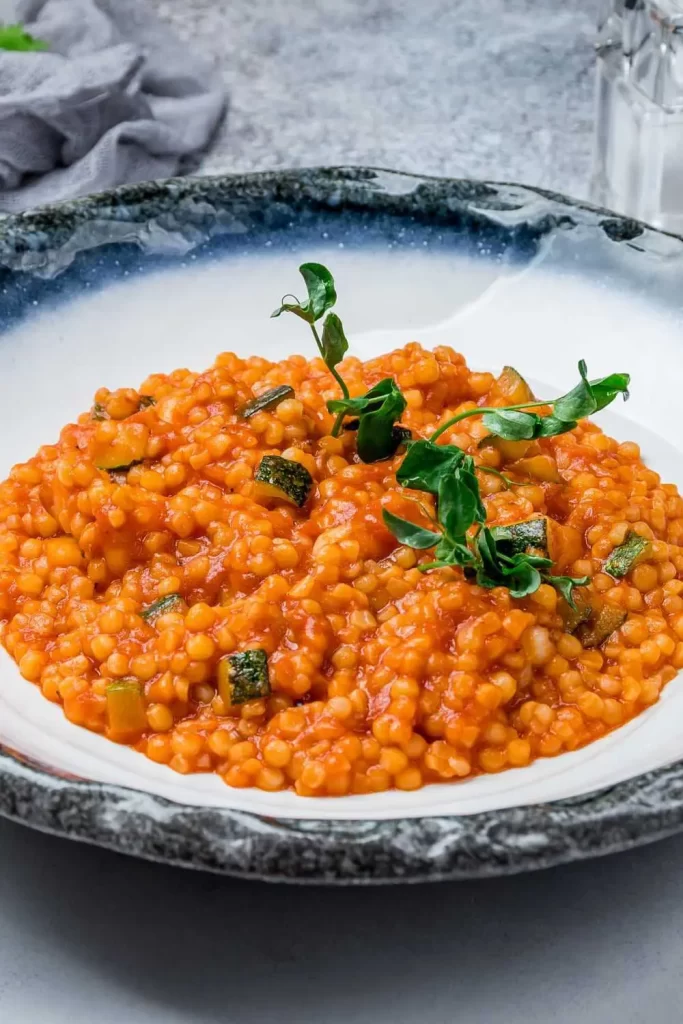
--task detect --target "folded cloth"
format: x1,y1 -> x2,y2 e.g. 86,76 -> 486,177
0,0 -> 227,213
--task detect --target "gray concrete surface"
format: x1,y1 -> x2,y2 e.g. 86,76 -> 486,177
0,816 -> 679,1023
151,0 -> 597,199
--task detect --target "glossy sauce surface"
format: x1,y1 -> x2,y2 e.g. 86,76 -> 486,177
1,343 -> 682,796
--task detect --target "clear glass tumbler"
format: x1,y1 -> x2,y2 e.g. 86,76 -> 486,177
591,0 -> 683,232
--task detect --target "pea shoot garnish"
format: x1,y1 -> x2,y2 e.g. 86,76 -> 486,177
272,264 -> 408,459
381,354 -> 629,605
383,438 -> 590,603
273,261 -> 630,608
429,360 -> 630,443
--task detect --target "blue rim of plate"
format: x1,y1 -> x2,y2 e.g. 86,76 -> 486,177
1,165 -> 683,884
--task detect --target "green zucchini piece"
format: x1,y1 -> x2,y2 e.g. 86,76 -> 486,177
99,460 -> 143,474
241,385 -> 295,418
559,591 -> 593,633
254,455 -> 313,507
604,532 -> 650,579
141,593 -> 183,622
218,649 -> 270,705
490,517 -> 549,557
575,602 -> 627,648
106,679 -> 147,737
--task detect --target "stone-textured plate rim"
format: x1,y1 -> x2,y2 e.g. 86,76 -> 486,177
1,165 -> 682,883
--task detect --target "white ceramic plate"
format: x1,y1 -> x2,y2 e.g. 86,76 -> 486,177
0,169 -> 681,881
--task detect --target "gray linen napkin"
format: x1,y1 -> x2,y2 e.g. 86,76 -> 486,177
0,0 -> 227,213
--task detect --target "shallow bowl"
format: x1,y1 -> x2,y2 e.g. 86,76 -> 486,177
2,167 -> 683,882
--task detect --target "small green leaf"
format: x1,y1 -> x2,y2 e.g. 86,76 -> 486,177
437,460 -> 486,538
536,414 -> 577,438
330,379 -> 407,462
475,527 -> 501,575
553,360 -> 630,422
270,298 -> 313,323
435,536 -> 474,564
473,528 -> 550,597
382,509 -> 442,549
299,263 -> 337,320
0,24 -> 48,51
482,408 -> 579,442
481,409 -> 540,440
418,534 -> 476,573
271,263 -> 337,323
321,313 -> 349,371
544,573 -> 590,610
505,563 -> 542,598
396,439 -> 464,493
356,380 -> 407,463
508,552 -> 552,570
552,360 -> 595,422
328,378 -> 396,417
437,474 -> 474,540
589,371 -> 630,412
327,396 -> 366,416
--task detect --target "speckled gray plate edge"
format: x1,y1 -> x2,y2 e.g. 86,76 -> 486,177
2,165 -> 683,883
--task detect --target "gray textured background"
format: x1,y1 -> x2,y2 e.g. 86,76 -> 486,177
2,819 -> 682,1023
5,1 -> 673,1022
152,0 -> 597,198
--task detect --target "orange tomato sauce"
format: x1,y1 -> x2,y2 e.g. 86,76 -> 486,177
0,342 -> 682,796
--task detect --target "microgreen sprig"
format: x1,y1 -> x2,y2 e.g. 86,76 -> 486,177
430,360 -> 630,444
272,261 -> 628,609
383,438 -> 590,604
272,264 -> 408,459
272,263 -> 349,414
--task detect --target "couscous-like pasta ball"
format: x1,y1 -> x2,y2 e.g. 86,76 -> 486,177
0,342 -> 680,796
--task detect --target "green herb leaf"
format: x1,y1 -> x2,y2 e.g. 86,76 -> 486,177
0,24 -> 48,51
436,536 -> 474,564
270,298 -> 313,323
300,263 -> 337,321
140,593 -> 183,622
437,459 -> 485,538
544,573 -> 590,610
381,509 -> 442,549
328,377 -> 397,418
552,360 -> 595,422
330,378 -> 408,462
482,408 -> 577,442
271,263 -> 337,323
481,409 -> 540,440
505,563 -> 543,599
475,526 -> 501,577
356,380 -> 407,463
536,414 -> 577,438
590,372 -> 630,411
320,312 -> 349,371
553,360 -> 630,422
473,528 -> 553,597
396,439 -> 465,492
419,535 -> 476,572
